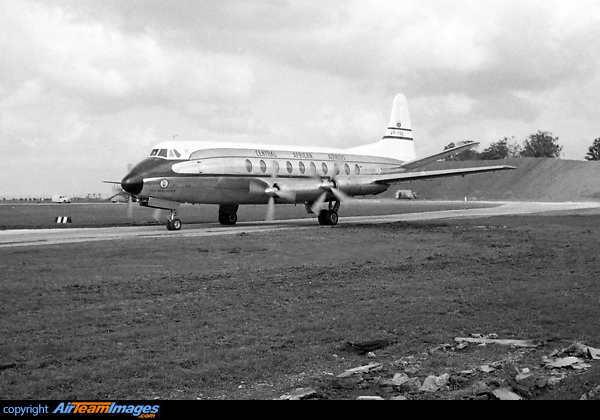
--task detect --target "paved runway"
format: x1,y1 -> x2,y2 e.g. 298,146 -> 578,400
1,201 -> 599,248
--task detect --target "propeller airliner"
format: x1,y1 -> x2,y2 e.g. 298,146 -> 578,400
111,94 -> 515,230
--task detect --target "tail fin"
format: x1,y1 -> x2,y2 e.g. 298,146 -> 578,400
347,93 -> 416,162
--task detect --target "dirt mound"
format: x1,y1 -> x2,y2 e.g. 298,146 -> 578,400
387,158 -> 600,201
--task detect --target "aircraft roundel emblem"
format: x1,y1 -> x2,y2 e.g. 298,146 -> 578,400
160,179 -> 169,189
396,121 -> 402,128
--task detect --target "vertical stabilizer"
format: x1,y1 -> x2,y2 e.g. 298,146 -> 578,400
347,93 -> 416,162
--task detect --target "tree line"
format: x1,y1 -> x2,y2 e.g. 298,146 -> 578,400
443,131 -> 600,161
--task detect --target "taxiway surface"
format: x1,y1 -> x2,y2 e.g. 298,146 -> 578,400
1,201 -> 598,248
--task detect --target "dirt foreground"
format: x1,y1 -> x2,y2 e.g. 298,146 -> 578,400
1,207 -> 600,400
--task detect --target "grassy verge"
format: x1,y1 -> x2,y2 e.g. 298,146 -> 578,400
1,211 -> 599,399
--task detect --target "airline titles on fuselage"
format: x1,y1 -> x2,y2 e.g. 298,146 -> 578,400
255,150 -> 277,158
255,149 -> 346,161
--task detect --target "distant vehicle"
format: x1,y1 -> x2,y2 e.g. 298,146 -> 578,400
52,195 -> 71,203
395,190 -> 419,199
111,194 -> 128,203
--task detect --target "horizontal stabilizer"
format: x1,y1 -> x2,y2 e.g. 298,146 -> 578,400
398,142 -> 480,171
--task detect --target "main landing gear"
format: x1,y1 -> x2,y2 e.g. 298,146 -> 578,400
317,200 -> 340,226
166,209 -> 182,231
218,204 -> 239,226
218,212 -> 238,225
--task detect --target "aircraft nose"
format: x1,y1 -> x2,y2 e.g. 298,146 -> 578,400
121,173 -> 143,196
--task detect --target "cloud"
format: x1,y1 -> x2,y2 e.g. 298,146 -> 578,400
2,0 -> 600,197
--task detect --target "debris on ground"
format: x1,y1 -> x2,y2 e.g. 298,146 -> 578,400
419,373 -> 449,392
339,339 -> 393,355
279,338 -> 600,400
378,372 -> 410,387
543,356 -> 591,370
542,341 -> 599,371
455,335 -> 538,348
554,341 -> 600,360
492,388 -> 523,400
278,387 -> 318,400
337,363 -> 383,378
580,385 -> 600,400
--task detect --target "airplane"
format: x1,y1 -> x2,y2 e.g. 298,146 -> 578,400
112,93 -> 515,230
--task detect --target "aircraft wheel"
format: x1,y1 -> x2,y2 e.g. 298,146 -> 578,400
318,210 -> 327,225
318,210 -> 338,225
219,213 -> 238,225
326,211 -> 338,225
166,218 -> 182,231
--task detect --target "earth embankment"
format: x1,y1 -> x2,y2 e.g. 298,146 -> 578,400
388,158 -> 600,201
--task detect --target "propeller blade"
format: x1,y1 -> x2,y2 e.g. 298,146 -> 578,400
311,192 -> 327,214
276,188 -> 296,202
331,187 -> 351,202
330,165 -> 340,180
249,180 -> 266,195
127,195 -> 134,218
266,196 -> 275,221
152,208 -> 165,221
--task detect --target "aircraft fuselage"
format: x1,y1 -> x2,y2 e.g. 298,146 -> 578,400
122,146 -> 399,206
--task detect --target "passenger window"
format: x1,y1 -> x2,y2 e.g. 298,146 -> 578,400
333,162 -> 339,175
286,161 -> 293,174
260,160 -> 267,173
310,162 -> 317,174
299,161 -> 306,174
322,162 -> 328,175
344,163 -> 350,175
355,164 -> 361,175
272,161 -> 280,173
245,159 -> 253,173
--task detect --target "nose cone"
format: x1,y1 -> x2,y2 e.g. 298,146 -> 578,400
121,173 -> 143,196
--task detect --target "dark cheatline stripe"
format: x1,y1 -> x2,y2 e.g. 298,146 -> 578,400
382,136 -> 414,141
387,127 -> 412,131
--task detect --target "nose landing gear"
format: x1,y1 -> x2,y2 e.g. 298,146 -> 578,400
166,209 -> 182,230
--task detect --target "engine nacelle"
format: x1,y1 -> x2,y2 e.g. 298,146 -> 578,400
335,178 -> 389,197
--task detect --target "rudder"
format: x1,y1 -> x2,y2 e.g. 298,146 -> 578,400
347,93 -> 416,162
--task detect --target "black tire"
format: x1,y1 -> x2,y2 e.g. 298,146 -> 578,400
171,218 -> 182,230
318,210 -> 338,225
219,213 -> 237,225
166,218 -> 182,230
326,211 -> 338,225
318,210 -> 327,225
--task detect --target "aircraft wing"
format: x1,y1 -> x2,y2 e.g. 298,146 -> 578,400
373,164 -> 516,185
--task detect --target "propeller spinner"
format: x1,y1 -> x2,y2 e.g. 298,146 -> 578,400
249,165 -> 296,221
310,166 -> 351,214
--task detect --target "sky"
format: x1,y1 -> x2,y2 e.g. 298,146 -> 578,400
2,0 -> 600,198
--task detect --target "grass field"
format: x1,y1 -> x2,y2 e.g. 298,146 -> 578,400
0,199 -> 494,230
1,203 -> 600,400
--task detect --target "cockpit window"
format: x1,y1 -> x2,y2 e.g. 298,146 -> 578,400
151,148 -> 182,159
